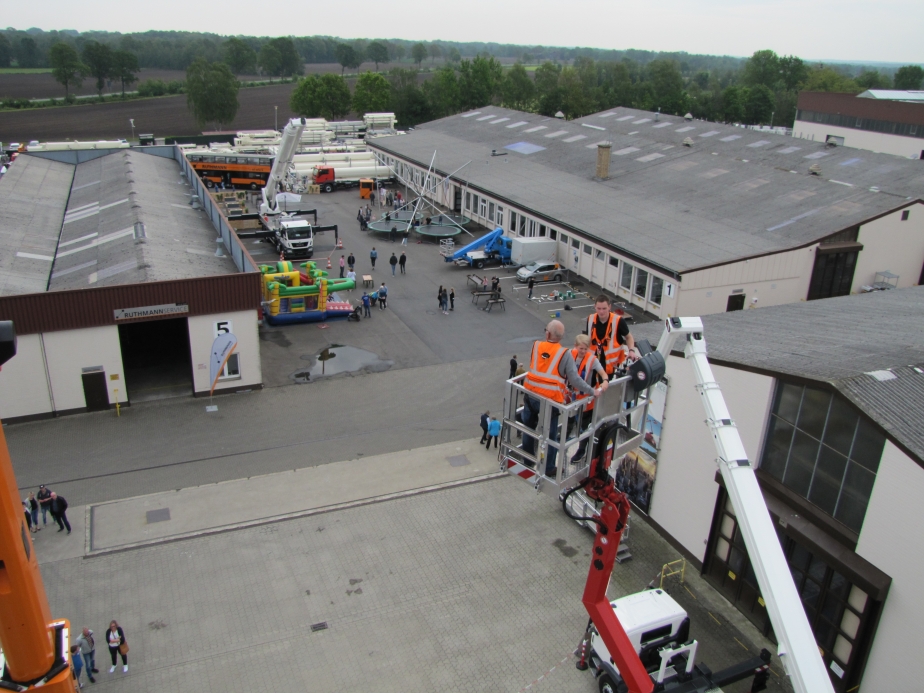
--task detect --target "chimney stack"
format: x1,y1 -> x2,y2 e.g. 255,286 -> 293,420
595,142 -> 612,180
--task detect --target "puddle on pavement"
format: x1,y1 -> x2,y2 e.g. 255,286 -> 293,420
290,345 -> 392,383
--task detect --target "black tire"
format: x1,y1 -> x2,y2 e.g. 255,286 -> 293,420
597,673 -> 619,693
324,184 -> 334,193
205,179 -> 214,189
250,183 -> 258,190
476,260 -> 485,269
554,273 -> 562,283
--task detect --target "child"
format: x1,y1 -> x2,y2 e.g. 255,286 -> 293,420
71,644 -> 84,687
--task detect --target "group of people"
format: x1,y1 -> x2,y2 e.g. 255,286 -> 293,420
437,285 -> 456,315
22,484 -> 71,534
502,295 -> 636,475
70,622 -> 130,686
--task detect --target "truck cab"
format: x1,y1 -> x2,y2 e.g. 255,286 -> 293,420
275,219 -> 314,259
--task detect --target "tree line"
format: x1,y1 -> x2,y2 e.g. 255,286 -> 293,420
281,51 -> 924,130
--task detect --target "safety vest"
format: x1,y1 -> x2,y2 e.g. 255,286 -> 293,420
523,341 -> 569,403
570,348 -> 598,411
587,313 -> 627,374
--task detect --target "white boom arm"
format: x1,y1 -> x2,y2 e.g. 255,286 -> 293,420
655,317 -> 835,693
261,117 -> 306,215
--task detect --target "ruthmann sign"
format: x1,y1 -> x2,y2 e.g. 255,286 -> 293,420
114,303 -> 189,320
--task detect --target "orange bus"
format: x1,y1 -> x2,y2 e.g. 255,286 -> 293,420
185,153 -> 274,189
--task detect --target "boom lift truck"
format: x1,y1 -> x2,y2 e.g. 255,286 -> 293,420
498,317 -> 836,693
253,118 -> 338,260
0,321 -> 77,692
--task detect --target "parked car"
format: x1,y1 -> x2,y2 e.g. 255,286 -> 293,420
516,261 -> 563,283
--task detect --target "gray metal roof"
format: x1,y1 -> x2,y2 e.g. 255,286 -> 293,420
0,155 -> 73,296
632,287 -> 924,464
47,150 -> 237,291
371,107 -> 923,275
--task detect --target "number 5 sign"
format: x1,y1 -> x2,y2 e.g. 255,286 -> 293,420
215,320 -> 233,338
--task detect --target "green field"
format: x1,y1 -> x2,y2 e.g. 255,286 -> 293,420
0,68 -> 53,74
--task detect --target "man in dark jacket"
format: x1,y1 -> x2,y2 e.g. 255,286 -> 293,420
479,411 -> 490,444
50,492 -> 71,534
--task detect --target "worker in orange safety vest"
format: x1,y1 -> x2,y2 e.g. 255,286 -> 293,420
585,295 -> 636,376
568,334 -> 610,463
521,320 -> 607,476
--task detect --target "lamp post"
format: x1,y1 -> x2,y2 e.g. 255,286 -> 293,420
129,118 -> 135,143
275,106 -> 278,132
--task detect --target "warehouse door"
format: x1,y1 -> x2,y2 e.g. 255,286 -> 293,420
81,368 -> 110,412
807,250 -> 858,301
118,318 -> 193,402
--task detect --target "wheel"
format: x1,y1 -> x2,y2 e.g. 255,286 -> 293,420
324,184 -> 334,193
476,260 -> 485,269
554,273 -> 562,282
250,183 -> 258,190
205,179 -> 214,189
597,673 -> 620,693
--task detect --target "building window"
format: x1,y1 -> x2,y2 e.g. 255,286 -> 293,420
549,229 -> 557,240
761,382 -> 885,532
219,353 -> 241,380
901,210 -> 910,221
620,262 -> 634,290
608,256 -> 619,268
650,276 -> 663,305
560,233 -> 568,245
518,215 -> 527,236
488,201 -> 495,221
635,268 -> 649,297
594,249 -> 604,260
583,243 -> 592,255
479,197 -> 487,218
465,192 -> 472,211
539,224 -> 547,237
571,238 -> 580,249
496,206 -> 504,226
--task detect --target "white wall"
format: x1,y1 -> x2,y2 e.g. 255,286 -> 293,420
792,122 -> 924,160
677,246 -> 815,316
187,310 -> 262,394
854,441 -> 924,692
0,333 -> 53,420
649,355 -> 774,562
42,325 -> 127,411
853,205 -> 924,291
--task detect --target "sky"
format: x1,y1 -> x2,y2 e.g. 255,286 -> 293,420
6,0 -> 924,65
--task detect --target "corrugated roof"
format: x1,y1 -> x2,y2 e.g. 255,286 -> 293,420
0,155 -> 73,296
48,150 -> 237,291
371,106 -> 922,276
632,287 -> 924,465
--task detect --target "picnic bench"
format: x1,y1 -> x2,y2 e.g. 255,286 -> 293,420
362,275 -> 373,288
467,273 -> 486,288
471,290 -> 494,304
485,298 -> 506,312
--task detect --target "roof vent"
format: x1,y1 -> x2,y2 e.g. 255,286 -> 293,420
682,137 -> 694,147
133,222 -> 146,242
684,113 -> 693,121
866,370 -> 896,382
809,163 -> 822,176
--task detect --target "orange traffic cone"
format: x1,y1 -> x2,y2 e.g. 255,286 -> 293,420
326,256 -> 332,270
336,237 -> 343,249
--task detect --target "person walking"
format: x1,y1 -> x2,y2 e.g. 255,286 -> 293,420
509,355 -> 518,379
106,621 -> 128,674
339,255 -> 345,278
361,292 -> 371,318
369,191 -> 376,207
437,285 -> 443,310
528,277 -> 535,300
50,492 -> 71,534
401,226 -> 409,245
479,411 -> 490,444
37,485 -> 51,526
378,283 -> 388,310
76,627 -> 99,683
347,253 -> 355,272
389,253 -> 398,276
449,288 -> 455,311
28,492 -> 39,532
486,416 -> 501,449
440,288 -> 449,315
399,252 -> 406,274
346,269 -> 357,290
389,225 -> 397,243
370,247 -> 377,270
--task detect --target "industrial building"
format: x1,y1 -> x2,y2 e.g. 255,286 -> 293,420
793,90 -> 924,159
370,106 -> 923,318
632,286 -> 924,692
0,148 -> 262,421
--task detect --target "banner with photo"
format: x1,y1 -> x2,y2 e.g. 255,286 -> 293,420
615,376 -> 668,514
